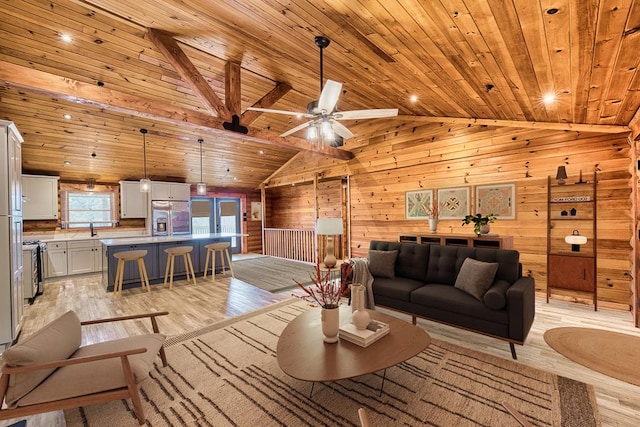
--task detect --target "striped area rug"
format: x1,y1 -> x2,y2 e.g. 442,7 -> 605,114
65,300 -> 600,426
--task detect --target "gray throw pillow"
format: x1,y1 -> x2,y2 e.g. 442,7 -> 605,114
454,258 -> 499,301
368,250 -> 398,278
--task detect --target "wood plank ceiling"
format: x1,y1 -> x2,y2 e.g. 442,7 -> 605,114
0,0 -> 639,189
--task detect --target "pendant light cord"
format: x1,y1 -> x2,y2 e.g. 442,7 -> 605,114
198,138 -> 204,182
140,128 -> 148,179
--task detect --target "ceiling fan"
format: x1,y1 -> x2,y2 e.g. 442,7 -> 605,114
247,36 -> 398,146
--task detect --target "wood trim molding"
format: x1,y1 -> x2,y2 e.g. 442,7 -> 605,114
225,61 -> 242,118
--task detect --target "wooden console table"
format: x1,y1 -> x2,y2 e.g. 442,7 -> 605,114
398,233 -> 513,249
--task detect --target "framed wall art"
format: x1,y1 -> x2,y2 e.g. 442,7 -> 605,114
437,187 -> 470,219
476,183 -> 516,219
250,201 -> 262,221
405,190 -> 433,220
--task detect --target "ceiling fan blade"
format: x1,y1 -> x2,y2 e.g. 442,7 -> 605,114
334,108 -> 399,120
331,121 -> 354,139
246,107 -> 311,118
317,80 -> 342,112
280,121 -> 313,138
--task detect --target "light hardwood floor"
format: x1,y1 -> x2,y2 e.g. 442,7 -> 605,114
2,269 -> 640,426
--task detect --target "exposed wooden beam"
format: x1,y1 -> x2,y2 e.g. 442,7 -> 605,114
242,82 -> 293,125
629,106 -> 640,141
395,115 -> 631,134
145,28 -> 230,120
0,61 -> 353,160
225,61 -> 241,118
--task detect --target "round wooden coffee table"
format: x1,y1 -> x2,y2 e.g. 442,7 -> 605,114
277,306 -> 431,385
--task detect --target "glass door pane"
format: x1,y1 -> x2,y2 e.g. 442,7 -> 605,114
216,198 -> 240,253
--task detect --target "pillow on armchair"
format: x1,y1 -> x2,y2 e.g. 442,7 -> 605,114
2,310 -> 82,406
368,250 -> 398,278
454,258 -> 499,301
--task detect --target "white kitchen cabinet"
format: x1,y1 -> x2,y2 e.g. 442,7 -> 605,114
22,175 -> 59,220
94,241 -> 103,272
46,241 -> 68,278
119,181 -> 148,218
68,240 -> 95,275
151,181 -> 191,201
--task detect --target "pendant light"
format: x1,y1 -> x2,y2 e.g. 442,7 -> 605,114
196,138 -> 206,195
139,128 -> 151,192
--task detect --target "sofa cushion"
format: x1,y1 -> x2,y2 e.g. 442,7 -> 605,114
16,333 -> 165,407
454,258 -> 499,301
395,243 -> 430,281
2,311 -> 82,407
410,284 -> 509,324
474,248 -> 520,284
484,279 -> 511,310
372,276 -> 424,302
425,246 -> 468,285
368,250 -> 398,278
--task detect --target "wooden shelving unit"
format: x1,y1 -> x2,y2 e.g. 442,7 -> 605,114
546,172 -> 597,310
398,233 -> 513,249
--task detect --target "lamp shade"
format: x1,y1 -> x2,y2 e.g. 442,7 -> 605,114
316,218 -> 343,235
555,166 -> 568,180
564,234 -> 587,245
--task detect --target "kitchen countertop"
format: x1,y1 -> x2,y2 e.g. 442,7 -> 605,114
99,233 -> 246,247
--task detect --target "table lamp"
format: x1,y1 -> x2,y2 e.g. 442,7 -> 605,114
316,217 -> 343,268
555,166 -> 568,185
565,230 -> 587,252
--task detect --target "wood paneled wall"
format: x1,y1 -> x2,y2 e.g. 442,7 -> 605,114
264,177 -> 346,262
265,122 -> 633,310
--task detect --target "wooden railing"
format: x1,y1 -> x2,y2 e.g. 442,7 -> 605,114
264,228 -> 316,263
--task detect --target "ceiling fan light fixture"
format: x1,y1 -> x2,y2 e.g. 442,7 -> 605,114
321,118 -> 334,141
307,123 -> 319,140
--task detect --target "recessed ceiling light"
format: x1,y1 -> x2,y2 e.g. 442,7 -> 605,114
63,161 -> 71,165
409,95 -> 418,103
542,93 -> 557,105
259,150 -> 264,155
63,113 -> 72,120
60,34 -> 73,43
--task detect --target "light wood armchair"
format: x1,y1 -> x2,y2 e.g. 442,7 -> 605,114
0,311 -> 169,425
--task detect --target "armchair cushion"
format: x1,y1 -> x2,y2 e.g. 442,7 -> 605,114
2,311 -> 81,407
16,333 -> 165,407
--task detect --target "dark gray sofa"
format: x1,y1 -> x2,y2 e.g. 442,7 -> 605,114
368,240 -> 535,359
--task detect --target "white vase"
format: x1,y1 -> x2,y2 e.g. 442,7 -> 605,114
429,218 -> 438,233
351,283 -> 370,330
480,224 -> 490,235
321,307 -> 339,343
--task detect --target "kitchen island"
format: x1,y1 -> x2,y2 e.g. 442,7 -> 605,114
100,233 -> 243,292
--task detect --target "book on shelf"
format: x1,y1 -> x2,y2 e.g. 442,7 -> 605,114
339,319 -> 390,347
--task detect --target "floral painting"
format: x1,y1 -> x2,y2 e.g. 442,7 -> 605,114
405,190 -> 433,220
476,183 -> 516,219
437,187 -> 470,219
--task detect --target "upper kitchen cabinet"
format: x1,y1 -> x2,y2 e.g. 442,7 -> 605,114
119,181 -> 148,218
22,174 -> 59,220
150,181 -> 191,201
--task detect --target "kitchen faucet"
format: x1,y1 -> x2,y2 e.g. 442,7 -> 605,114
90,223 -> 97,237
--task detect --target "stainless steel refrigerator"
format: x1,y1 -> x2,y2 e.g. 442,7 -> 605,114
0,121 -> 23,347
152,200 -> 191,235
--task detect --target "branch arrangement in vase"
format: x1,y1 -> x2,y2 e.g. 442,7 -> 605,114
294,263 -> 352,308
